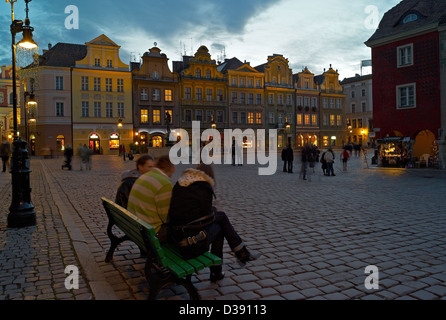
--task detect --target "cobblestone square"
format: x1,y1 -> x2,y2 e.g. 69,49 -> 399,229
1,152 -> 445,300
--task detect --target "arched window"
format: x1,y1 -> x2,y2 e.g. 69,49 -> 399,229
206,70 -> 211,79
403,13 -> 419,24
195,69 -> 201,78
56,135 -> 65,151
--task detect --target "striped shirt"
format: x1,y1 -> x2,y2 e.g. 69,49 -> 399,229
127,168 -> 172,233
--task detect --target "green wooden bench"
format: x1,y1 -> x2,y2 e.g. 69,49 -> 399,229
101,197 -> 222,300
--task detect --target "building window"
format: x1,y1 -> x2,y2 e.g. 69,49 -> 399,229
165,89 -> 173,102
337,115 -> 342,126
330,99 -> 335,109
117,103 -> 124,118
205,70 -> 211,79
358,118 -> 363,128
185,109 -> 192,122
304,97 -> 310,108
105,78 -> 113,92
240,112 -> 246,124
141,109 -> 148,123
94,77 -> 101,91
248,93 -> 254,105
56,102 -> 64,117
330,114 -> 335,126
240,93 -> 246,104
206,89 -> 213,101
256,79 -> 261,88
185,87 -> 191,100
196,110 -> 202,121
117,79 -> 124,92
256,94 -> 262,105
362,102 -> 367,112
297,114 -> 302,125
81,101 -> 89,117
304,114 -> 310,126
351,91 -> 355,98
397,83 -> 416,109
312,97 -> 317,108
195,69 -> 201,78
56,76 -> 63,90
397,44 -> 413,67
312,114 -> 317,126
152,89 -> 161,101
337,99 -> 341,109
362,89 -> 366,97
81,77 -> 89,91
269,112 -> 275,124
297,96 -> 302,107
106,102 -> 113,118
94,102 -> 101,117
231,78 -> 236,86
323,98 -> 328,109
269,94 -> 274,105
232,112 -> 238,124
206,110 -> 213,122
153,71 -> 159,79
217,111 -> 224,123
217,89 -> 223,102
140,88 -> 149,101
248,112 -> 254,124
107,59 -> 113,68
94,58 -> 101,67
256,113 -> 262,125
231,92 -> 237,104
196,88 -> 202,101
153,109 -> 161,124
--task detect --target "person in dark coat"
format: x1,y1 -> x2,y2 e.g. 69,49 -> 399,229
286,145 -> 294,173
115,155 -> 154,208
168,164 -> 259,282
281,147 -> 288,172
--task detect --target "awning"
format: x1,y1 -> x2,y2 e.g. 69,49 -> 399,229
377,137 -> 410,144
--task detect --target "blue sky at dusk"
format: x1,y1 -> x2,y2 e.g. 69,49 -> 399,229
1,0 -> 401,79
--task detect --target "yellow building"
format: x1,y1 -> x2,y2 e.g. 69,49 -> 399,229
315,65 -> 346,147
72,35 -> 133,155
255,54 -> 295,149
173,46 -> 227,140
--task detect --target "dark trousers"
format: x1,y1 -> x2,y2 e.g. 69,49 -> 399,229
283,160 -> 288,172
327,162 -> 334,175
287,160 -> 293,173
206,211 -> 244,271
1,156 -> 8,172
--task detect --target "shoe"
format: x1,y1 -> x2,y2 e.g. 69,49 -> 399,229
303,178 -> 307,180
331,174 -> 336,176
236,247 -> 260,265
210,271 -> 225,283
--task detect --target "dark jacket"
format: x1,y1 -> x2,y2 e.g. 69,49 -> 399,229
115,169 -> 140,208
168,169 -> 215,259
286,147 -> 294,161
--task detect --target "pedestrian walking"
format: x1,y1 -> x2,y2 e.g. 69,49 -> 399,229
363,148 -> 369,169
324,148 -> 336,176
299,144 -> 311,180
286,144 -> 294,173
340,148 -> 350,171
1,138 -> 11,173
62,144 -> 73,170
122,145 -> 126,161
281,147 -> 288,172
320,150 -> 327,176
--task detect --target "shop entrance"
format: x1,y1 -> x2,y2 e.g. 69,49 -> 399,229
151,136 -> 163,148
89,133 -> 101,154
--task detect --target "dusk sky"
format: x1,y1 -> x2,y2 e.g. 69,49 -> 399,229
1,0 -> 402,79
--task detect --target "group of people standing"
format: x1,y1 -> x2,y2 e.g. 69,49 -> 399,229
115,155 -> 258,283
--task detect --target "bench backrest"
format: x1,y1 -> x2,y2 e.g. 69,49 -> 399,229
101,197 -> 168,265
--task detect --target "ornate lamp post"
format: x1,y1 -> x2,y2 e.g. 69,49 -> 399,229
7,0 -> 38,228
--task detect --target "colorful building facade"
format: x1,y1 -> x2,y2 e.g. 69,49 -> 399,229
132,46 -> 179,148
366,0 -> 446,167
72,35 -> 133,155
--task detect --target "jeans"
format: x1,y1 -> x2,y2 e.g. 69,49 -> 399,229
205,211 -> 244,260
326,162 -> 334,175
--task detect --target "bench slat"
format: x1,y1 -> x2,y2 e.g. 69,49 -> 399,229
162,248 -> 197,275
202,252 -> 222,265
163,258 -> 188,278
195,255 -> 214,267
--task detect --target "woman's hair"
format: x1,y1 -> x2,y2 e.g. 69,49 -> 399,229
196,163 -> 215,181
136,155 -> 153,168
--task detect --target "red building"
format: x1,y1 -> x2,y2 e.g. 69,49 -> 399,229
365,0 -> 446,168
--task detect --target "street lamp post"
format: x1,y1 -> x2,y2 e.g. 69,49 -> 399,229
7,0 -> 38,228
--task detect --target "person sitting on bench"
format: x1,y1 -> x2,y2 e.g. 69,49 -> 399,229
168,164 -> 259,283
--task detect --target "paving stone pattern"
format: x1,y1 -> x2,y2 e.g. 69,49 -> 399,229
1,151 -> 445,300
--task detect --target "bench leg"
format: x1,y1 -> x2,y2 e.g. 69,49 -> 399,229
105,235 -> 129,262
178,275 -> 201,300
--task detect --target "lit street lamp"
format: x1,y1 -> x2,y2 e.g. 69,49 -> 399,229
7,0 -> 38,228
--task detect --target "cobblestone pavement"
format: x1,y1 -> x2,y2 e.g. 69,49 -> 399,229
1,150 -> 446,300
